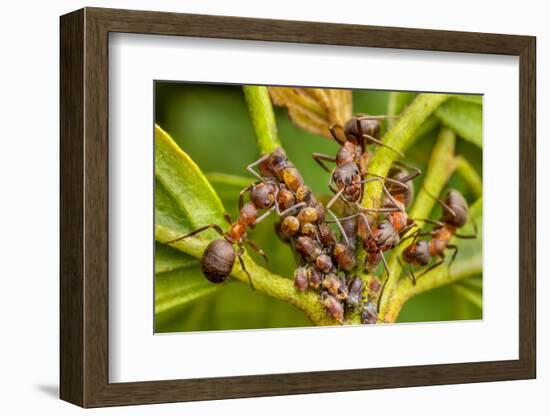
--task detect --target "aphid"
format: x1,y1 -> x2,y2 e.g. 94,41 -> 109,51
361,301 -> 378,325
307,266 -> 323,289
294,236 -> 323,263
168,149 -> 311,288
312,116 -> 410,244
322,292 -> 345,324
280,215 -> 300,238
318,223 -> 337,251
322,274 -> 348,301
315,254 -> 333,273
332,242 -> 356,272
346,276 -> 364,309
294,267 -> 309,292
401,189 -> 478,284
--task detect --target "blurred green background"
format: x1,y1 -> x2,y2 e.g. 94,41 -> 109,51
154,82 -> 482,332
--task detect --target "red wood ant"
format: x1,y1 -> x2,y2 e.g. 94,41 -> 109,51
360,164 -> 421,275
311,116 -> 411,242
164,150 -> 308,289
400,189 -> 478,284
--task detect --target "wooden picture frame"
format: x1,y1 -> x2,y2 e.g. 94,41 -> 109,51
60,7 -> 536,408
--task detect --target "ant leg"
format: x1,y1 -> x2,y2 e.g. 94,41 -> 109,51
253,206 -> 276,225
423,187 -> 457,219
312,153 -> 337,173
246,154 -> 269,182
327,207 -> 350,246
277,202 -> 307,217
224,212 -> 232,225
362,134 -> 405,158
360,177 -> 405,212
412,218 -> 445,227
356,114 -> 400,120
398,222 -> 419,240
379,250 -> 390,278
245,238 -> 269,264
391,161 -> 422,182
364,173 -> 409,196
447,244 -> 459,267
326,187 -> 346,210
415,259 -> 445,281
237,243 -> 254,290
238,184 -> 255,210
328,124 -> 347,145
455,223 -> 478,239
164,224 -> 224,245
398,257 -> 416,285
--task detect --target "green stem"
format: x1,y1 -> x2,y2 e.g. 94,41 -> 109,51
156,224 -> 336,326
362,93 -> 450,209
451,283 -> 483,309
378,127 -> 457,320
383,255 -> 482,322
455,155 -> 483,197
243,86 -> 281,154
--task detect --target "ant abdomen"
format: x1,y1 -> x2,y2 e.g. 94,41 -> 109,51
344,117 -> 380,141
442,190 -> 469,227
200,239 -> 236,284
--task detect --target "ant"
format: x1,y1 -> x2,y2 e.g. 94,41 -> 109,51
311,116 -> 411,242
400,189 -> 478,284
249,148 -> 354,245
165,151 -> 309,289
360,164 -> 421,274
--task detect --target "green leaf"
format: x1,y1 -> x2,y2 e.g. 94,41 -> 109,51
155,124 -> 226,232
155,242 -> 196,274
154,124 -> 335,327
451,283 -> 482,309
155,266 -> 220,326
435,98 -> 482,147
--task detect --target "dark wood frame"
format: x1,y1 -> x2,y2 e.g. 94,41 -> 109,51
60,7 -> 536,408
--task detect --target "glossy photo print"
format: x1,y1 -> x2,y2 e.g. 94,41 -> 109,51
154,83 -> 482,333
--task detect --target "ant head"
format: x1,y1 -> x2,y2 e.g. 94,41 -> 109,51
333,163 -> 361,188
443,189 -> 469,227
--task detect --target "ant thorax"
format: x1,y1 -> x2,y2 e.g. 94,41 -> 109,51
429,227 -> 454,256
336,141 -> 360,166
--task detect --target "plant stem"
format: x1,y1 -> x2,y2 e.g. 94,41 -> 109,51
455,155 -> 483,197
378,127 -> 457,320
243,86 -> 281,154
362,93 -> 450,209
451,283 -> 483,309
382,254 -> 482,322
156,224 -> 336,326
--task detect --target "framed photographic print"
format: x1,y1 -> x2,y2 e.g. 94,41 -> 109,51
60,7 -> 536,408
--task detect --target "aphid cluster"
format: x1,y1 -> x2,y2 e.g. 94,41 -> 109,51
168,113 -> 476,325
